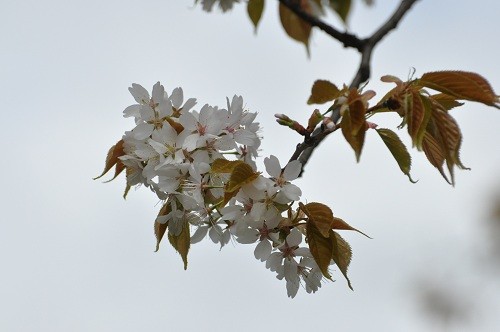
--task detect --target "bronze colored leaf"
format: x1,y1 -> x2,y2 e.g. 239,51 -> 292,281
279,2 -> 312,54
299,202 -> 335,238
226,162 -> 259,192
306,221 -> 333,279
247,0 -> 265,32
347,89 -> 366,135
155,203 -> 171,252
328,0 -> 352,24
406,91 -> 425,145
341,107 -> 366,161
168,221 -> 190,270
431,93 -> 464,111
376,128 -> 416,183
307,80 -> 341,104
419,71 -> 500,108
429,107 -> 468,185
330,230 -> 353,290
422,132 -> 449,183
331,217 -> 371,238
210,158 -> 244,174
94,139 -> 125,180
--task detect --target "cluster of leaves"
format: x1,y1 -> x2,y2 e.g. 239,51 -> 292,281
296,71 -> 499,184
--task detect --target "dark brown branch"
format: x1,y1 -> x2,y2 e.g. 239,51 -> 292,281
350,0 -> 420,88
284,0 -> 420,172
278,0 -> 364,51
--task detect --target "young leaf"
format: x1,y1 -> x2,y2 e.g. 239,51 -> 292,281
421,132 -> 449,184
247,0 -> 265,32
94,139 -> 125,180
341,109 -> 366,161
330,230 -> 353,290
210,158 -> 244,174
330,217 -> 371,238
168,221 -> 190,270
431,93 -> 464,111
340,90 -> 367,161
306,221 -> 333,279
376,128 -> 416,183
419,71 -> 500,108
328,0 -> 352,24
279,2 -> 312,54
299,202 -> 335,238
226,162 -> 259,192
307,80 -> 341,104
154,203 -> 170,252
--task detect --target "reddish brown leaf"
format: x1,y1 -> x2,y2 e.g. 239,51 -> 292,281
306,221 -> 333,279
431,93 -> 464,111
154,203 -> 171,252
422,132 -> 449,183
94,139 -> 125,180
419,71 -> 500,108
341,109 -> 366,162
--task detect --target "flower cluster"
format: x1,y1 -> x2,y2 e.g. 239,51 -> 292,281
115,82 -> 328,297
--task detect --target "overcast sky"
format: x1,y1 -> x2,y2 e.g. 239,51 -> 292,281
1,1 -> 499,331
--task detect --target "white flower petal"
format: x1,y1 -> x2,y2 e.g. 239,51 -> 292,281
152,82 -> 164,103
123,104 -> 142,118
129,83 -> 149,104
264,155 -> 281,178
133,123 -> 153,140
209,225 -> 222,243
170,87 -> 183,109
286,228 -> 302,247
265,252 -> 283,271
234,129 -> 257,146
182,98 -> 197,113
254,239 -> 272,261
283,160 -> 302,181
190,225 -> 208,244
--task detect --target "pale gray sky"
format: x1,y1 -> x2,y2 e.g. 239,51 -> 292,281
1,1 -> 499,331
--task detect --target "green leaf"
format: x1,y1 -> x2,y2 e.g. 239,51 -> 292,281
247,0 -> 265,32
307,80 -> 341,104
330,230 -> 353,290
328,0 -> 352,24
306,221 -> 333,279
376,128 -> 416,183
168,221 -> 190,270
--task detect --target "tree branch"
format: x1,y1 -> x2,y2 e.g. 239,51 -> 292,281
278,0 -> 364,51
285,0 -> 420,173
